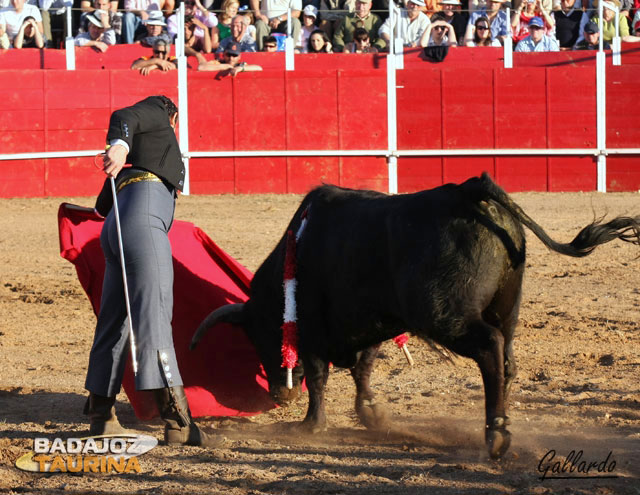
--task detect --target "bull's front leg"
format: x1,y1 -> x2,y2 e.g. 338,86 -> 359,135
351,344 -> 389,430
298,354 -> 329,434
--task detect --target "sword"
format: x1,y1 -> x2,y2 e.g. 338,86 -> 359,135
96,149 -> 139,376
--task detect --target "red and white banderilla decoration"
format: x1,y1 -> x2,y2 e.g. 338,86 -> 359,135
280,208 -> 414,389
281,208 -> 309,389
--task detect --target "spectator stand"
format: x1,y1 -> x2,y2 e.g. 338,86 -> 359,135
1,3 -> 640,196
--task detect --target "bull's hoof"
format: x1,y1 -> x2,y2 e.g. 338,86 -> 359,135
294,419 -> 328,435
485,428 -> 511,460
356,399 -> 389,431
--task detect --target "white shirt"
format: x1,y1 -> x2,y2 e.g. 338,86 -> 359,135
74,29 -> 116,46
260,0 -> 302,21
0,4 -> 42,40
379,10 -> 430,46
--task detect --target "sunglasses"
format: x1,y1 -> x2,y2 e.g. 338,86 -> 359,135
529,25 -> 543,30
434,26 -> 446,32
476,26 -> 489,31
265,43 -> 277,48
153,49 -> 167,55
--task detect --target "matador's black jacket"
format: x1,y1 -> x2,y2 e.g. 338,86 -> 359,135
95,96 -> 185,216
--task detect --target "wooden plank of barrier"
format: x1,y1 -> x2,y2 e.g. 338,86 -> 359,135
396,68 -> 442,150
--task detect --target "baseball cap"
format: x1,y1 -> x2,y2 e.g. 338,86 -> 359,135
225,41 -> 241,56
528,16 -> 544,28
438,0 -> 461,4
584,21 -> 599,34
145,10 -> 167,26
409,0 -> 426,5
303,4 -> 318,17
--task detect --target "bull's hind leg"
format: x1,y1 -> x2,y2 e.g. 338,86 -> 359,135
298,354 -> 330,434
351,344 -> 389,430
452,319 -> 511,459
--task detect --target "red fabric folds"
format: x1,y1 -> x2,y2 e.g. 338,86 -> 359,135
57,203 -> 274,419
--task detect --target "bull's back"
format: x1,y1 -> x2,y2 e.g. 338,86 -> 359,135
305,184 -> 525,332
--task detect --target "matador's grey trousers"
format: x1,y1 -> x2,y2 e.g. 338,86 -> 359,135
85,176 -> 183,397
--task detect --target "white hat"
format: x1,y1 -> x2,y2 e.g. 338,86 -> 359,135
438,0 -> 461,4
303,4 -> 318,17
145,10 -> 167,26
408,0 -> 426,5
86,10 -> 106,28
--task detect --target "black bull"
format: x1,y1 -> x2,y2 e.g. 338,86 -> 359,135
191,173 -> 640,459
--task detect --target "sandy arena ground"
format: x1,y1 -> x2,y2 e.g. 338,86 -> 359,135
0,190 -> 639,495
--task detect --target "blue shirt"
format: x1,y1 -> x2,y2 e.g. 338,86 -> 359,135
468,9 -> 510,40
217,33 -> 256,53
515,34 -> 560,52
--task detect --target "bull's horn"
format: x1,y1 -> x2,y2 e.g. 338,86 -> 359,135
190,303 -> 245,350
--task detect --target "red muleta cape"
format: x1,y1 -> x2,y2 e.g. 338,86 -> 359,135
57,203 -> 274,419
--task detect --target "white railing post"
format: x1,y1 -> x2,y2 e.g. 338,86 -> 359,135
64,6 -> 75,70
176,1 -> 190,194
386,1 -> 398,194
504,7 -> 513,68
595,0 -> 607,191
285,7 -> 294,70
612,4 -> 621,66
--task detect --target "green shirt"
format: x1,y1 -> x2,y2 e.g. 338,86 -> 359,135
593,14 -> 630,42
333,12 -> 385,52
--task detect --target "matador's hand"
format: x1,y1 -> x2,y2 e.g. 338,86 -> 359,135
102,144 -> 128,178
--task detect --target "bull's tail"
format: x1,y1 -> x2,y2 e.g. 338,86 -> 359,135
473,172 -> 640,257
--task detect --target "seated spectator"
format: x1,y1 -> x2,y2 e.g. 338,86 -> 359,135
38,0 -> 72,48
591,0 -> 640,43
168,0 -> 218,48
240,10 -> 257,40
574,20 -> 611,48
438,0 -> 468,44
184,11 -> 213,52
424,0 -> 443,14
75,10 -> 116,51
333,0 -> 385,52
464,0 -> 510,45
79,0 -> 122,43
199,40 -> 263,74
512,0 -> 555,44
137,9 -> 172,46
466,14 -> 502,44
419,11 -> 458,46
297,3 -> 317,50
344,25 -> 379,51
515,15 -> 560,50
122,0 -> 165,44
583,0 -> 632,19
318,0 -> 354,40
131,38 -> 178,74
632,9 -> 640,35
13,15 -> 43,47
0,0 -> 44,49
379,0 -> 431,49
217,14 -> 256,52
306,27 -> 332,51
553,0 -> 587,49
215,0 -> 239,42
251,0 -> 302,51
262,33 -> 278,49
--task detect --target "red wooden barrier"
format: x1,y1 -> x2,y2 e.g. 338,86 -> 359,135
0,47 -> 639,197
